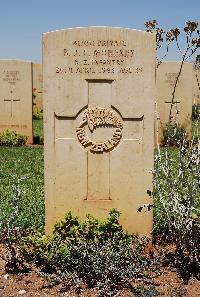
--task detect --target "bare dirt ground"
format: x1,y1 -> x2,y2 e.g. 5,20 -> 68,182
0,244 -> 199,297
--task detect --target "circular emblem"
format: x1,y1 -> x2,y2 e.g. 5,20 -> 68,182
76,106 -> 123,153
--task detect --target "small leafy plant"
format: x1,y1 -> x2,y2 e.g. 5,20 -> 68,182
33,108 -> 43,120
20,210 -> 155,296
161,123 -> 187,146
0,130 -> 27,146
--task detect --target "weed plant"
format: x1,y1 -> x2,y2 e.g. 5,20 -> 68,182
153,142 -> 200,278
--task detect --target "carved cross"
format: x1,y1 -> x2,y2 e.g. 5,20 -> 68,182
4,91 -> 20,117
165,100 -> 180,121
55,80 -> 143,201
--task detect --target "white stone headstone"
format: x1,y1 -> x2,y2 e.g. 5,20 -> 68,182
0,60 -> 33,143
43,27 -> 156,235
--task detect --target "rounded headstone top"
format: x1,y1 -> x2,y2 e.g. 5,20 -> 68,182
43,26 -> 155,37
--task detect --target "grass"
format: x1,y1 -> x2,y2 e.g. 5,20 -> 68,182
33,119 -> 43,139
0,147 -> 44,230
0,119 -> 44,231
33,119 -> 44,144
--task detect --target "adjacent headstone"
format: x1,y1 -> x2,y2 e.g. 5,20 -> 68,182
43,27 -> 156,235
33,63 -> 43,111
156,61 -> 193,143
0,60 -> 33,143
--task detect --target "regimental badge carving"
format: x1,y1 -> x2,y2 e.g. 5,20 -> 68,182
76,106 -> 123,153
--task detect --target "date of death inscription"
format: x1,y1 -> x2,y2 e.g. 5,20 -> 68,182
55,40 -> 143,75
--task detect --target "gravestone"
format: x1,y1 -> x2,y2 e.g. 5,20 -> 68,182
43,27 -> 156,235
156,61 -> 193,143
0,60 -> 33,143
33,63 -> 43,111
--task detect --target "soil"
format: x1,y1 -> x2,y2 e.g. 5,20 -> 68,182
0,244 -> 199,297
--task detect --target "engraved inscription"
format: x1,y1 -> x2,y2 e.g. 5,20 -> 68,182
72,40 -> 127,47
76,106 -> 123,153
0,124 -> 27,128
165,72 -> 180,86
55,39 -> 143,76
2,70 -> 20,85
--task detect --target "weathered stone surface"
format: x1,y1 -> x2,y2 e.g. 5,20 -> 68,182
43,27 -> 156,235
33,63 -> 43,110
156,61 -> 193,143
0,60 -> 33,143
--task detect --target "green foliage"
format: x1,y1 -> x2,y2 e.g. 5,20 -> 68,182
22,209 -> 131,264
0,177 -> 31,272
20,210 -> 153,296
134,284 -> 160,296
0,147 -> 44,231
33,109 -> 43,120
192,104 -> 200,121
1,139 -> 199,287
153,145 -> 200,278
33,119 -> 44,144
20,229 -> 55,268
192,119 -> 200,144
53,208 -> 127,243
55,238 -> 148,296
0,130 -> 27,146
154,147 -> 200,233
161,123 -> 187,146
